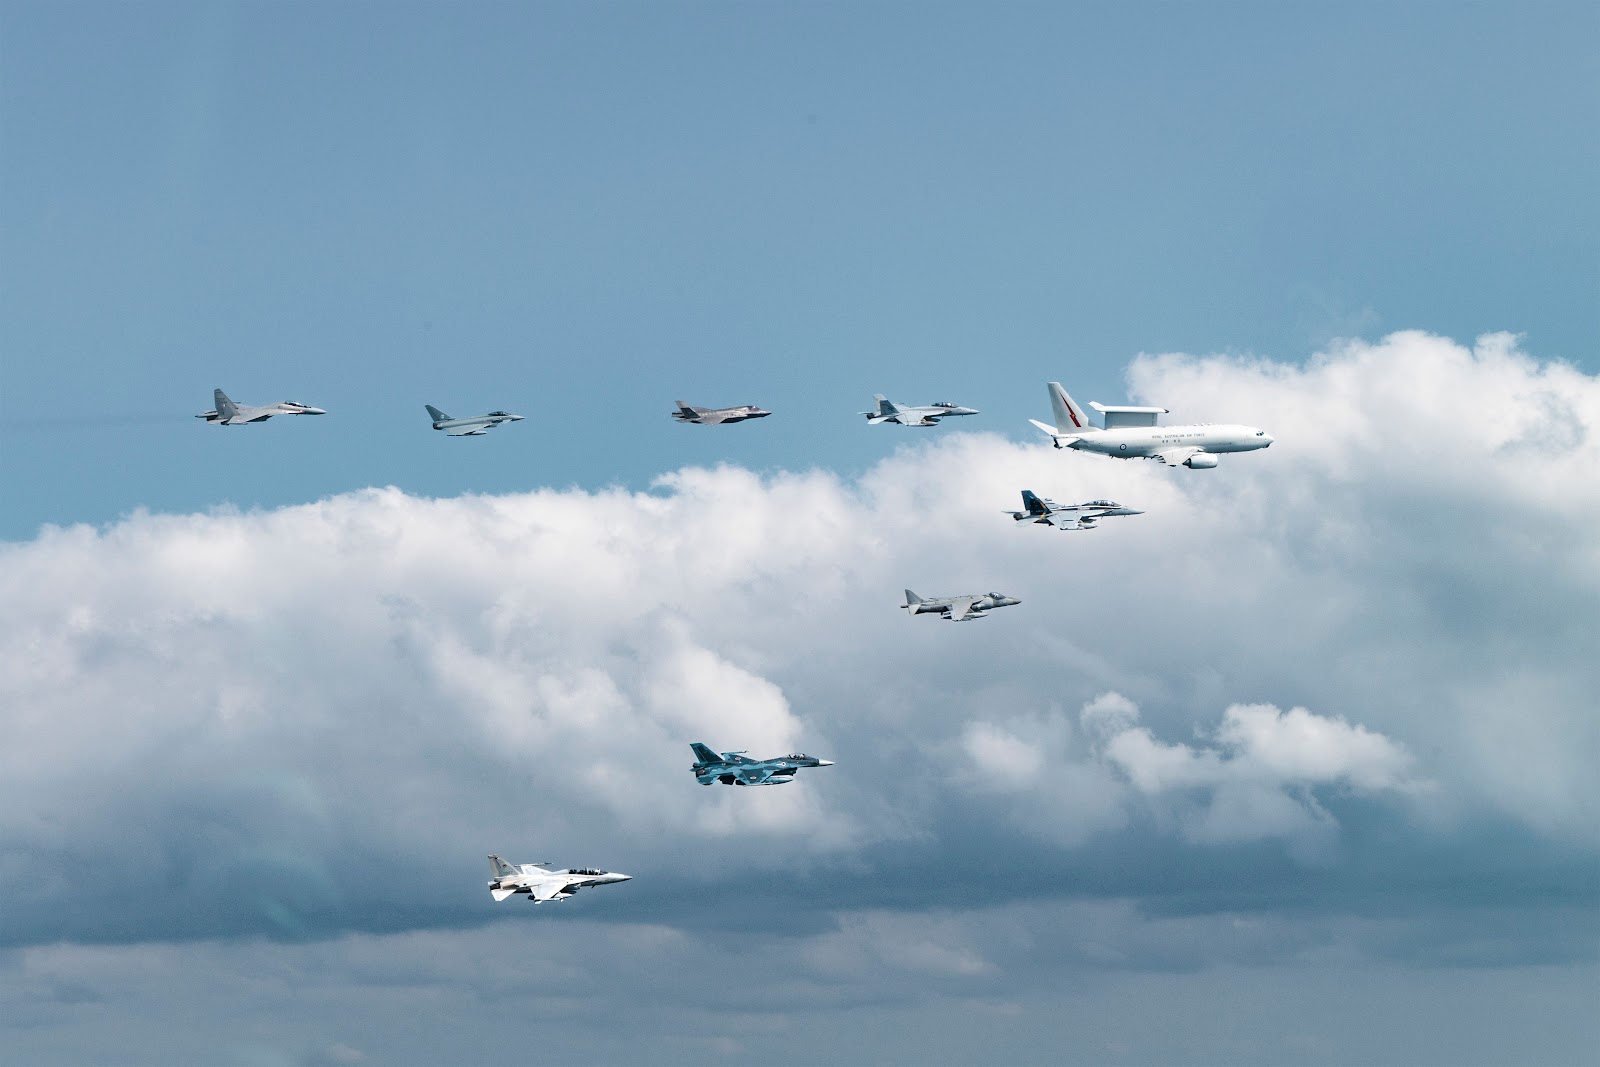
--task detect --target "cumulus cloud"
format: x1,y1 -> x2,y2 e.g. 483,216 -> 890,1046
0,331 -> 1595,958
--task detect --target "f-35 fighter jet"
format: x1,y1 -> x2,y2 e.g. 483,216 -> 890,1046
425,404 -> 524,436
672,400 -> 771,425
197,389 -> 325,425
861,395 -> 979,426
1008,489 -> 1143,531
487,855 -> 631,903
904,589 -> 1020,622
689,743 -> 833,786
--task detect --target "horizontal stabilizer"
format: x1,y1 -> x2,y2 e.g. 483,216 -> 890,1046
490,887 -> 517,902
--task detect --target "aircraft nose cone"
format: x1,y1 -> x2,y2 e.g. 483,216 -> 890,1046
817,760 -> 835,767
305,408 -> 327,415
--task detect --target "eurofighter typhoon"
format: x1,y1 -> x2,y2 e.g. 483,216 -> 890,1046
487,855 -> 631,903
690,743 -> 833,786
672,400 -> 771,425
197,389 -> 325,425
1030,382 -> 1272,467
425,404 -> 523,436
860,395 -> 979,426
903,589 -> 1021,622
1008,489 -> 1143,531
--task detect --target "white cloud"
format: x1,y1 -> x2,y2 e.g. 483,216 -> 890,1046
0,331 -> 1594,950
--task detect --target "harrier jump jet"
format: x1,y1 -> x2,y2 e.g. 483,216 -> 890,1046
486,855 -> 631,903
1030,381 -> 1271,467
903,589 -> 1020,622
672,400 -> 771,425
861,394 -> 979,426
689,743 -> 833,786
1008,489 -> 1143,531
196,389 -> 325,425
425,404 -> 523,436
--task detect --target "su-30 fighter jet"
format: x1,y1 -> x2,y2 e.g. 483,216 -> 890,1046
690,743 -> 833,786
1030,382 -> 1272,468
425,404 -> 523,436
904,589 -> 1020,622
672,400 -> 771,425
861,395 -> 979,426
486,855 -> 631,903
197,389 -> 325,425
1008,489 -> 1143,531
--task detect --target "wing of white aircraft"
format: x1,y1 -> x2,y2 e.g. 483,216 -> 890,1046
531,879 -> 569,902
1045,512 -> 1086,530
445,424 -> 490,436
1152,447 -> 1203,467
947,597 -> 979,621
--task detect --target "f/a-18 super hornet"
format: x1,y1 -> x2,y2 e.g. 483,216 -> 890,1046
861,394 -> 979,426
425,404 -> 524,436
672,400 -> 772,425
1008,489 -> 1143,531
487,855 -> 631,903
1030,381 -> 1272,468
197,389 -> 325,425
689,743 -> 833,786
903,589 -> 1020,622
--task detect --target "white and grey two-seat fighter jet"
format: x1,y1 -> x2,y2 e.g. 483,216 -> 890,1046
1008,489 -> 1143,531
197,389 -> 325,425
672,400 -> 772,425
1030,382 -> 1272,468
904,589 -> 1021,622
487,855 -> 631,903
689,743 -> 833,786
425,404 -> 524,436
861,395 -> 979,426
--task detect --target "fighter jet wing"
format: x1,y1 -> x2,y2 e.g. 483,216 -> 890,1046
1151,447 -> 1202,467
530,880 -> 568,901
947,597 -> 979,621
445,425 -> 491,436
738,767 -> 775,785
1044,512 -> 1085,530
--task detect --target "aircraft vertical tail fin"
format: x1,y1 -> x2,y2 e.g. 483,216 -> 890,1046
488,855 -> 519,880
425,404 -> 451,424
689,742 -> 721,764
674,400 -> 702,416
904,589 -> 923,609
1021,490 -> 1049,516
1047,382 -> 1094,433
214,389 -> 239,420
874,394 -> 898,416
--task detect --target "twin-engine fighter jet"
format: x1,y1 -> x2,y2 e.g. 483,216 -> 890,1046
1030,382 -> 1272,468
690,743 -> 834,786
672,400 -> 772,425
425,404 -> 524,436
904,589 -> 1021,622
197,389 -> 325,425
487,855 -> 631,903
861,395 -> 979,426
1009,489 -> 1143,531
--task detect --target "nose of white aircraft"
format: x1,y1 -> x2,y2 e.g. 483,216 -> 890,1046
817,760 -> 835,767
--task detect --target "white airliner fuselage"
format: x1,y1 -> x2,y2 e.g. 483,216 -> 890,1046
1031,383 -> 1272,468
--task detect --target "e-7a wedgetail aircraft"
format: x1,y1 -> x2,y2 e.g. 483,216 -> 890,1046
1030,381 -> 1272,468
487,855 -> 631,903
689,743 -> 833,786
672,400 -> 772,425
903,589 -> 1021,622
1008,489 -> 1143,531
425,404 -> 524,436
197,388 -> 325,425
861,394 -> 979,426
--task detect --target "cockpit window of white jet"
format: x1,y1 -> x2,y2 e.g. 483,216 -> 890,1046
1029,382 -> 1271,467
486,855 -> 631,903
861,395 -> 979,426
197,389 -> 325,425
425,404 -> 524,436
1008,489 -> 1143,531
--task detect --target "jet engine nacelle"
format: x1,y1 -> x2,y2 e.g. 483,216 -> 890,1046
1184,453 -> 1219,469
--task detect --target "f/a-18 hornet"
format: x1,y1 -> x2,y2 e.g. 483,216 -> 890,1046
672,400 -> 772,425
425,404 -> 524,436
197,388 -> 325,425
903,589 -> 1020,622
1030,381 -> 1272,467
1009,489 -> 1143,531
487,855 -> 631,903
861,394 -> 979,426
690,743 -> 833,786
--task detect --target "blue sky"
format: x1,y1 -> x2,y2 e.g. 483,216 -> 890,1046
2,1 -> 1596,537
1,4 -> 1597,1065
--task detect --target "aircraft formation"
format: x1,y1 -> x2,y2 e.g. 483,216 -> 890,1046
198,378 -> 1272,905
